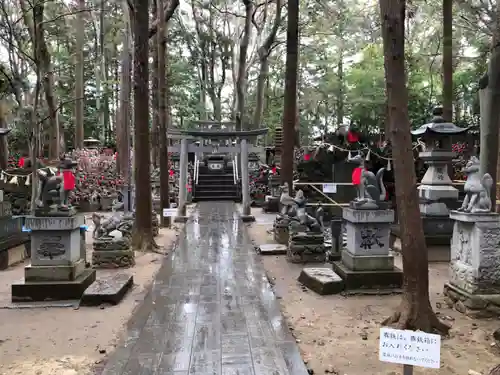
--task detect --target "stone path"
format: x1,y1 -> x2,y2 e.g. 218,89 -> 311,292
100,202 -> 308,375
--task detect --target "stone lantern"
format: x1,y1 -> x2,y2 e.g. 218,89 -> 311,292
248,152 -> 259,172
171,153 -> 180,170
410,107 -> 469,256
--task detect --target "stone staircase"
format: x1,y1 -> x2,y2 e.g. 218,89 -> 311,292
273,127 -> 283,166
193,164 -> 240,202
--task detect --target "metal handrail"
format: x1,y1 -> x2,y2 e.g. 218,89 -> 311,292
234,156 -> 239,184
233,157 -> 236,184
195,154 -> 199,185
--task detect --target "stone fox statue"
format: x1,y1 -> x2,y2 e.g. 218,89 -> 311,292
36,167 -> 62,208
348,152 -> 386,209
458,156 -> 493,213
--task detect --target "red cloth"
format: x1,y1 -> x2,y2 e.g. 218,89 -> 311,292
63,170 -> 76,190
352,167 -> 363,185
169,169 -> 174,176
347,131 -> 359,143
18,157 -> 25,168
272,167 -> 277,174
304,154 -> 310,161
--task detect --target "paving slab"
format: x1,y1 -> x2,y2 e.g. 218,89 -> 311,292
259,244 -> 287,255
298,268 -> 344,295
99,201 -> 308,375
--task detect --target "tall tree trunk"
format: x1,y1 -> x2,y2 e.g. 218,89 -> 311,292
253,0 -> 282,129
132,0 -> 156,250
235,0 -> 253,131
117,0 -> 132,187
30,0 -> 60,160
158,0 -> 170,227
379,0 -> 449,334
442,0 -> 453,122
482,2 -> 500,207
75,0 -> 85,149
152,0 -> 159,168
281,0 -> 298,189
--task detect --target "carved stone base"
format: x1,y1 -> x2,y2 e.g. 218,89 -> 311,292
341,250 -> 394,271
92,250 -> 135,269
332,261 -> 403,294
25,259 -> 86,282
35,207 -> 77,217
444,282 -> 500,318
287,233 -> 326,263
11,268 -> 96,302
93,237 -> 131,251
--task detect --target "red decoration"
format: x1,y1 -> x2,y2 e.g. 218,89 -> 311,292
304,154 -> 311,161
347,130 -> 359,143
169,169 -> 174,176
63,170 -> 76,191
272,167 -> 277,174
352,167 -> 363,185
18,157 -> 25,168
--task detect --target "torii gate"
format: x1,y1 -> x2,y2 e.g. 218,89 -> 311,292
167,121 -> 268,222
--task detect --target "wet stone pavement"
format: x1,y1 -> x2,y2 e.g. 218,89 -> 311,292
100,202 -> 308,375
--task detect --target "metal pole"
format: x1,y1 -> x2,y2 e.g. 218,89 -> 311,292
178,138 -> 188,217
241,138 -> 250,216
403,365 -> 413,375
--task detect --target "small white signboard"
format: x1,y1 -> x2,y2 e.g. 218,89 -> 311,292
162,208 -> 177,217
379,328 -> 441,369
322,183 -> 337,193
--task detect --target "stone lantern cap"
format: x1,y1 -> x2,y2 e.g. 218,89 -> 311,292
411,107 -> 469,138
0,128 -> 12,136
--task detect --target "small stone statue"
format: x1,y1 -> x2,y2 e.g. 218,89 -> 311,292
457,156 -> 493,213
279,182 -> 298,217
293,190 -> 324,233
348,152 -> 387,210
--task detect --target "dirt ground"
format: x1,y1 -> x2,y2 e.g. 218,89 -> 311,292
0,214 -> 183,375
247,208 -> 500,375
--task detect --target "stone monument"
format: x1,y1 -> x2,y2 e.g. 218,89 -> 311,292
444,156 -> 500,316
392,107 -> 469,261
11,159 -> 96,302
331,162 -> 403,293
273,182 -> 295,244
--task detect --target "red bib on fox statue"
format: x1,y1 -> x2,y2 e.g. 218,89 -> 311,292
352,166 -> 363,185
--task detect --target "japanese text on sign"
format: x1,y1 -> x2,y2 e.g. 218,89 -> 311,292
322,183 -> 337,193
379,328 -> 441,369
162,208 -> 177,217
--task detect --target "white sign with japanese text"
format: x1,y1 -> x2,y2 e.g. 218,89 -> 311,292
162,208 -> 177,217
322,183 -> 337,193
379,327 -> 441,369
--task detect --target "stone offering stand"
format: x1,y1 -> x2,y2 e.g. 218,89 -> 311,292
331,208 -> 402,293
11,215 -> 97,302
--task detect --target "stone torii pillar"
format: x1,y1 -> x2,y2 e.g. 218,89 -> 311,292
175,137 -> 188,223
240,138 -> 254,222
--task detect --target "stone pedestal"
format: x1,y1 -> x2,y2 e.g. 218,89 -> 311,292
11,215 -> 96,302
332,208 -> 402,293
287,231 -> 326,263
273,217 -> 289,244
444,211 -> 500,317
